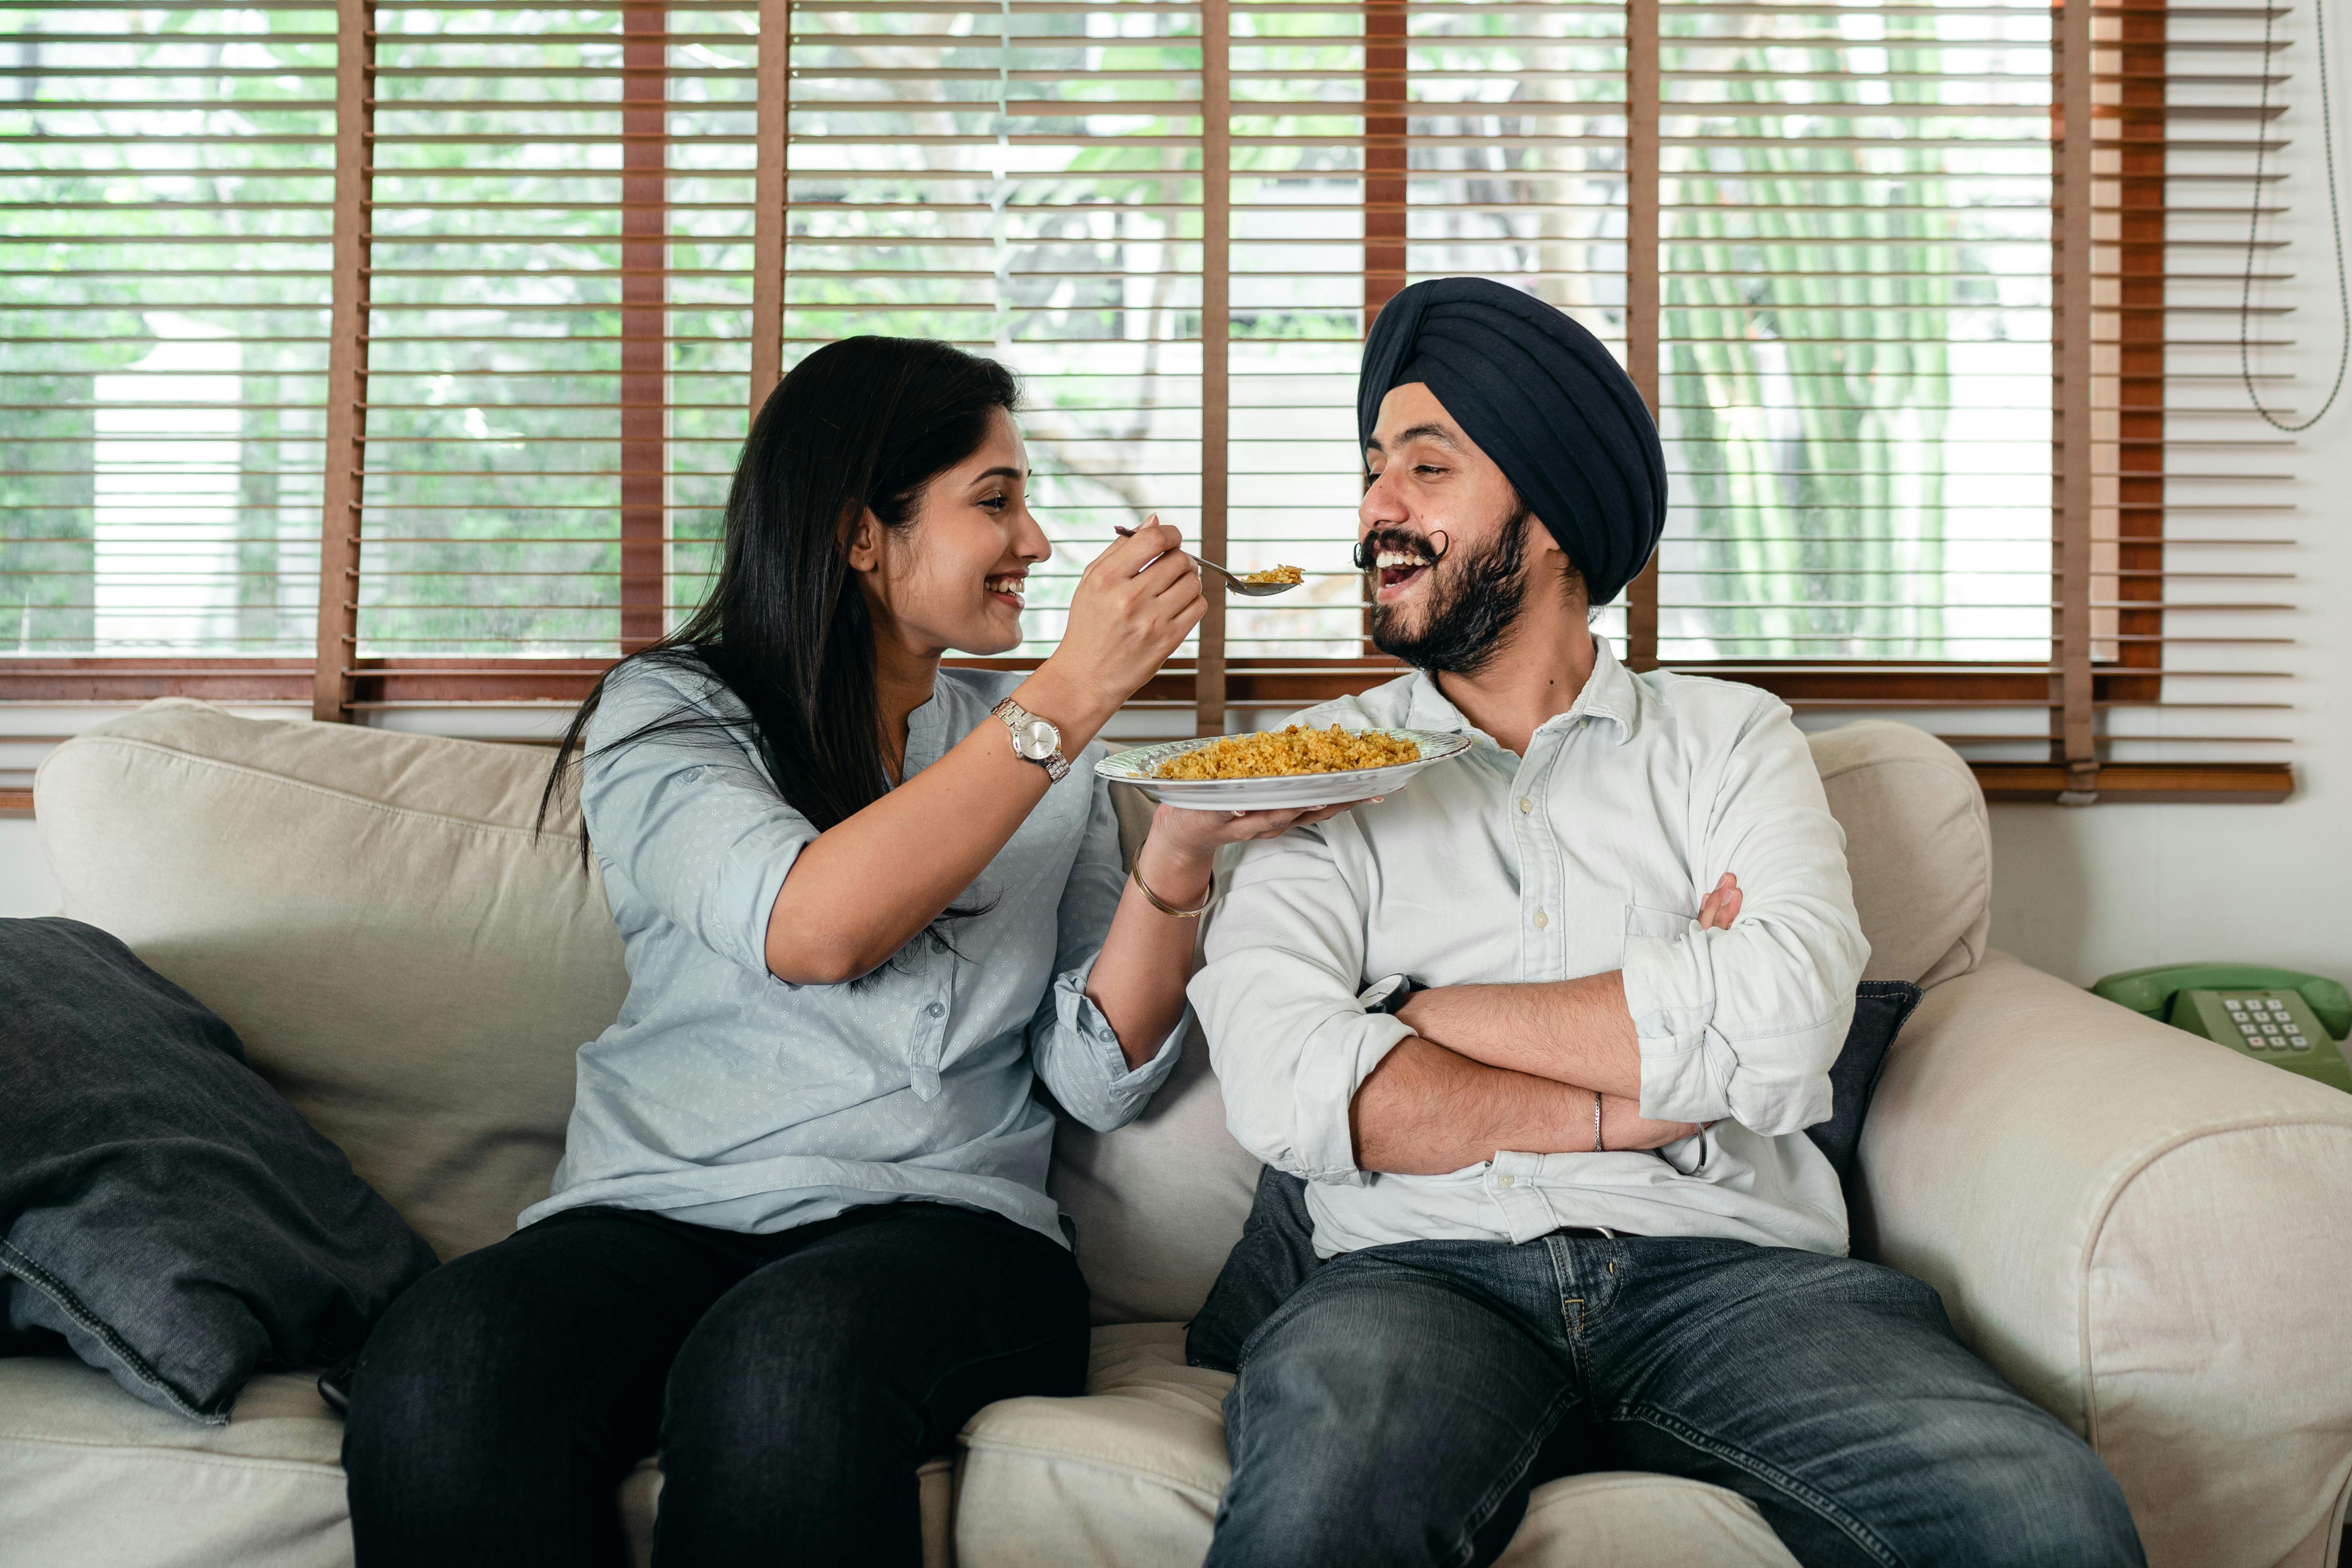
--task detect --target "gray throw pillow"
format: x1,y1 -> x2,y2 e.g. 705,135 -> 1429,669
1804,980 -> 1923,1180
0,918 -> 439,1423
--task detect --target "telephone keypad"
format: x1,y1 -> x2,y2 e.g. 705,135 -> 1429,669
2216,992 -> 2328,1054
2168,987 -> 2349,1090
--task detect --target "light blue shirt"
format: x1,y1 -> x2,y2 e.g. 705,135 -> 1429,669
1191,637 -> 1870,1258
522,657 -> 1185,1246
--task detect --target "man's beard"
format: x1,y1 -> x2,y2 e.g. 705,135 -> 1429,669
1368,505 -> 1531,677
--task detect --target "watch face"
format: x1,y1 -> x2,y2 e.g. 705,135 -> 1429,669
1016,716 -> 1060,760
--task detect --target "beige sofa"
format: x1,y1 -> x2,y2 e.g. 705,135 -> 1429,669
7,700 -> 2351,1568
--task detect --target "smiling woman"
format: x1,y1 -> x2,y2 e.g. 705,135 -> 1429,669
533,335 -> 1241,987
336,334 -> 1371,1566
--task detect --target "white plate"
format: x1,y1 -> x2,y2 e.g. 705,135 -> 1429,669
1095,728 -> 1473,811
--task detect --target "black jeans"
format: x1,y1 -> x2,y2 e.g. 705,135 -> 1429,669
341,1200 -> 1089,1568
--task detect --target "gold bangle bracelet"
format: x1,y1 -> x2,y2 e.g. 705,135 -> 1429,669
1131,865 -> 1214,919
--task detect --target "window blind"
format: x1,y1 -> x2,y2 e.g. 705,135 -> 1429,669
0,4 -> 331,724
784,0 -> 1632,738
1648,0 -> 2054,667
1222,0 -> 1632,729
0,0 -> 2313,806
324,2 -> 757,722
1633,0 -> 2072,771
784,0 -> 1213,737
2043,0 -> 2303,800
1919,0 -> 2303,800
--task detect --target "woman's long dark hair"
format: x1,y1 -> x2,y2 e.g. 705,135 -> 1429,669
538,335 -> 1022,863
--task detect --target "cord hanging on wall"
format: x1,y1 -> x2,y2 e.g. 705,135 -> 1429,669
2242,0 -> 2350,431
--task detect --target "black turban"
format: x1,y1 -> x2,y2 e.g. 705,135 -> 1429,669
1358,277 -> 1667,607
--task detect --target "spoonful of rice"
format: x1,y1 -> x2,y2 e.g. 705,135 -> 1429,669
1115,524 -> 1304,597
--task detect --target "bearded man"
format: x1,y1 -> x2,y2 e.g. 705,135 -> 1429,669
1185,278 -> 2143,1568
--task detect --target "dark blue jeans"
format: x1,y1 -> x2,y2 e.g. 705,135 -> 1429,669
1207,1233 -> 2144,1568
341,1200 -> 1089,1568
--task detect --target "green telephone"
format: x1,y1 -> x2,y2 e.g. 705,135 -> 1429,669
2092,963 -> 2352,1095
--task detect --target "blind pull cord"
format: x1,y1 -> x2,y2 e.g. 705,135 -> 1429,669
2242,0 -> 2348,432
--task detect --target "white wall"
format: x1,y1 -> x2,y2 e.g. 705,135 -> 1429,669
1990,490 -> 2350,984
0,819 -> 56,918
1988,379 -> 2351,984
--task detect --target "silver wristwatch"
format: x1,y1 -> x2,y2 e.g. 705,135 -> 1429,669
991,695 -> 1070,783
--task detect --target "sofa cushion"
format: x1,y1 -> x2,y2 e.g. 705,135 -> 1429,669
0,917 -> 438,1422
954,1322 -> 1799,1568
0,1356 -> 352,1568
34,701 -> 630,1262
1048,1021 -> 1258,1327
0,1353 -> 952,1568
1804,720 -> 1989,990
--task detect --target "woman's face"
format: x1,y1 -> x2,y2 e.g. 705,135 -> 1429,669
851,407 -> 1050,658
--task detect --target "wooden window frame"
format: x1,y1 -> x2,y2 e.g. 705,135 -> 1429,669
0,0 -> 2297,814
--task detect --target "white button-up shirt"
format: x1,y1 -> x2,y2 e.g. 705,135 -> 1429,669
1190,637 -> 1868,1257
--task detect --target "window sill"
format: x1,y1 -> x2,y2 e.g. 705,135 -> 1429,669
1972,763 -> 2294,805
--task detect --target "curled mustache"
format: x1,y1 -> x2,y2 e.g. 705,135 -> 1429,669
1351,528 -> 1451,573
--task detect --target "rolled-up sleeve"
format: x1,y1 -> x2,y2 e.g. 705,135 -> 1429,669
579,663 -> 816,977
1621,693 -> 1870,1134
1189,820 -> 1414,1185
1025,778 -> 1183,1131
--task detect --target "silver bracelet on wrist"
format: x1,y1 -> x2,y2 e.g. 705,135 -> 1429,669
1593,1090 -> 1604,1154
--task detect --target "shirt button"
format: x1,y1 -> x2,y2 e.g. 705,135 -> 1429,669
1518,796 -> 1533,814
1533,909 -> 1549,929
925,1001 -> 945,1018
1497,1174 -> 1515,1189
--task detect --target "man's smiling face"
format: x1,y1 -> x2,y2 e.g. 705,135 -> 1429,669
1360,380 -> 1558,676
1358,381 -> 1525,612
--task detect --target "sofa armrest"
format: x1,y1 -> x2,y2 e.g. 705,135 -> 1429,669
1855,950 -> 2352,1568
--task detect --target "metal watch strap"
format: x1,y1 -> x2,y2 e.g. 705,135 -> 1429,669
991,696 -> 1070,783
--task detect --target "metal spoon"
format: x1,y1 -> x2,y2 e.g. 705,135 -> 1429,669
1114,524 -> 1303,597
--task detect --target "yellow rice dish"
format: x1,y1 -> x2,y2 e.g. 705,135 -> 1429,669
1241,564 -> 1304,585
1154,725 -> 1421,780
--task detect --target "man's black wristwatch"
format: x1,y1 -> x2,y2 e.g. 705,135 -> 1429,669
1361,974 -> 1421,1016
